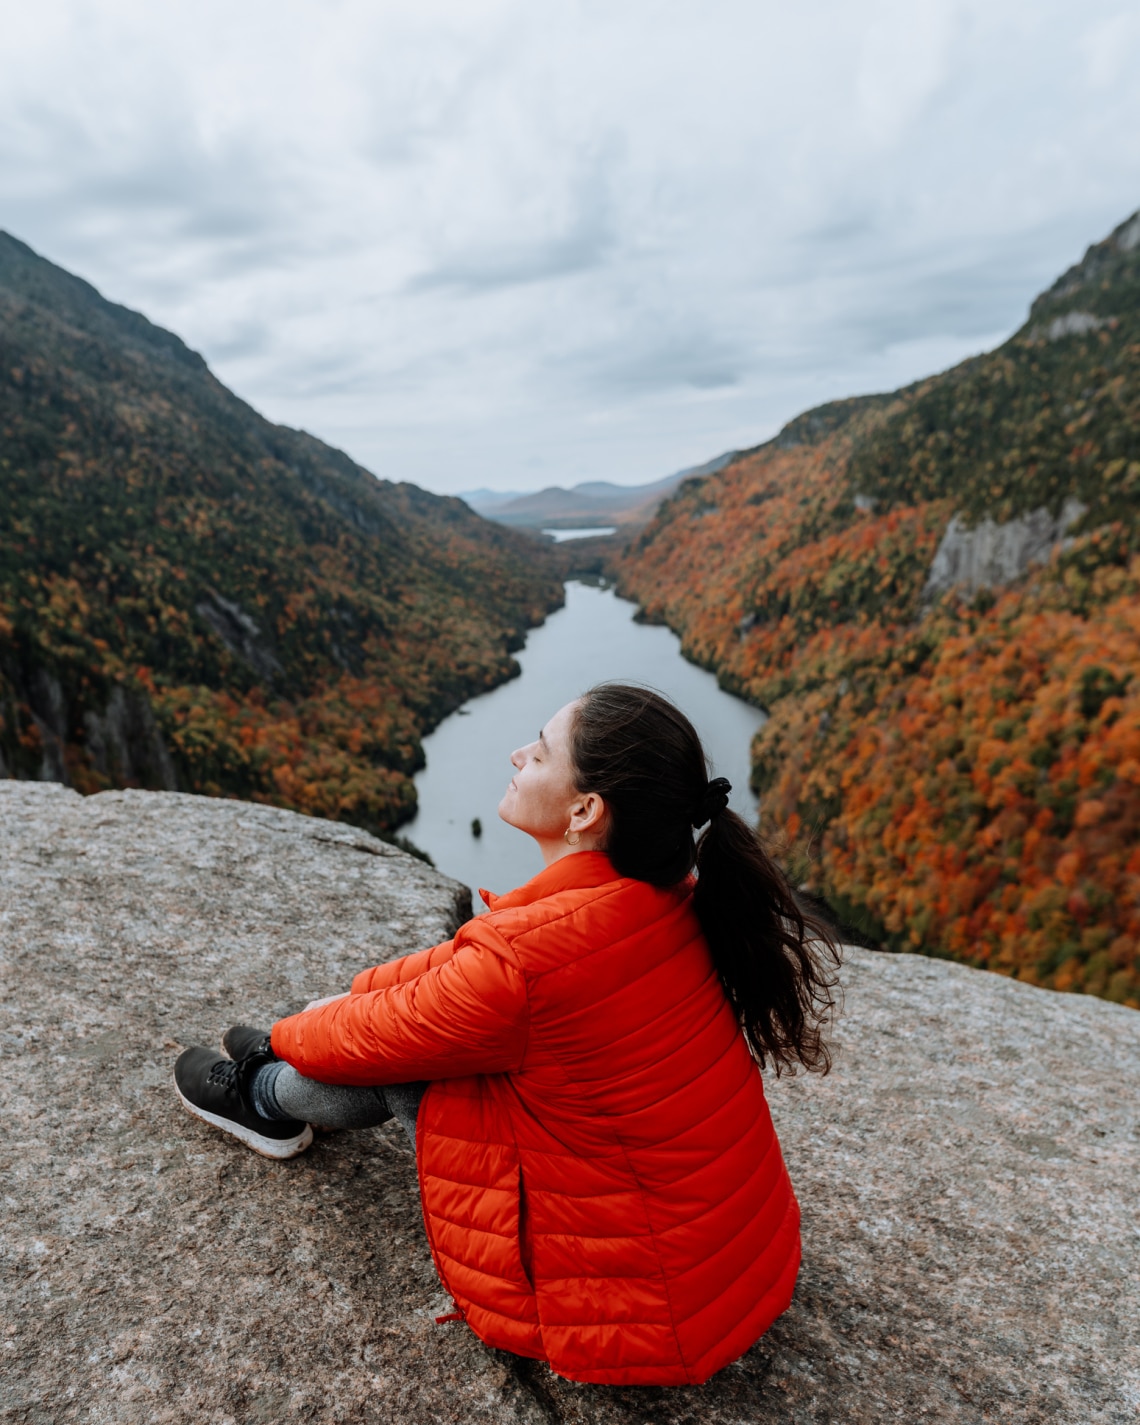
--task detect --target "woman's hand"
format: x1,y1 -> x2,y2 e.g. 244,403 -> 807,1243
303,992 -> 349,1013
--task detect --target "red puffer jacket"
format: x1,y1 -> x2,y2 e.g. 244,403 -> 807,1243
271,851 -> 800,1386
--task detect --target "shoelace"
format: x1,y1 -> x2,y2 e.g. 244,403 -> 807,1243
206,1058 -> 240,1090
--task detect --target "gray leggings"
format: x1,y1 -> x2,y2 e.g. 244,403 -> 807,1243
253,1062 -> 426,1147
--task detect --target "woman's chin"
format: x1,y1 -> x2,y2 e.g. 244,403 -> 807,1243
498,803 -> 537,837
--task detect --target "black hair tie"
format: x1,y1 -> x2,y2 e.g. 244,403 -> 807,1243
692,777 -> 731,828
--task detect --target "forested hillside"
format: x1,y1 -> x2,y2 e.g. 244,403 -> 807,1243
618,210 -> 1140,1007
0,233 -> 561,836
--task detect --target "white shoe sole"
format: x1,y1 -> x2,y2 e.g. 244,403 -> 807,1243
174,1076 -> 314,1160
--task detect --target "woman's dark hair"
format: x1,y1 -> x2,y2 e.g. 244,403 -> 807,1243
570,682 -> 840,1075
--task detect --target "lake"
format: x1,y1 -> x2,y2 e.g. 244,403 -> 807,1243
541,526 -> 617,541
406,580 -> 765,904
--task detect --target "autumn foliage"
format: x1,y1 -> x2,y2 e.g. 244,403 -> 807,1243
618,214 -> 1140,1008
0,232 -> 561,839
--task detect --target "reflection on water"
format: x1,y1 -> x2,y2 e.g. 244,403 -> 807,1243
541,526 -> 617,542
408,581 -> 766,907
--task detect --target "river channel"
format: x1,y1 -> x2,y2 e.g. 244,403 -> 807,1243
406,579 -> 765,904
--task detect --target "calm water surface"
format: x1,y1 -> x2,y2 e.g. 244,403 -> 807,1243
407,581 -> 765,905
541,526 -> 617,541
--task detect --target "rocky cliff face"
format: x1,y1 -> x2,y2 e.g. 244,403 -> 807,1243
2,784 -> 1136,1424
923,497 -> 1086,597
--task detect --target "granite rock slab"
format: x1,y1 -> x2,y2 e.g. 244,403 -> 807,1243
1,784 -> 1136,1424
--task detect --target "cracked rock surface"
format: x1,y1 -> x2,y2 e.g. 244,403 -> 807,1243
2,783 -> 1137,1424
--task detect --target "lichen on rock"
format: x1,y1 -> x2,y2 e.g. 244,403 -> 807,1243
2,784 -> 1136,1423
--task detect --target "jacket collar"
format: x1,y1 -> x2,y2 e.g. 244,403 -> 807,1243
479,851 -> 618,913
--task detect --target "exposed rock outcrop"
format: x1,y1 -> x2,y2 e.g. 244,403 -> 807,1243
194,588 -> 285,684
2,785 -> 1136,1423
0,667 -> 179,790
924,498 -> 1086,597
1035,310 -> 1113,341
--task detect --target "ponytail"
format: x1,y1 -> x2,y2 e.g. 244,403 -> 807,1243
571,683 -> 840,1075
693,808 -> 839,1074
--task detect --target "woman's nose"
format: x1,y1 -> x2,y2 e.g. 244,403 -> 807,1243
510,747 -> 525,770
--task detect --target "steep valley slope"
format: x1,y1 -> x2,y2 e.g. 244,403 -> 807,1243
0,232 -> 562,836
618,209 -> 1140,1008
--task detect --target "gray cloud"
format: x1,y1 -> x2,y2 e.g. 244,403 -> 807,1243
408,147 -> 619,293
408,225 -> 608,293
1,0 -> 1139,494
557,314 -> 747,395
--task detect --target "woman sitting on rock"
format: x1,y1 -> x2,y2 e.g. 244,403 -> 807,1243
174,683 -> 838,1387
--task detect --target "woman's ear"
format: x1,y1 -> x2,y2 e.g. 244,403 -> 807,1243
567,791 -> 607,841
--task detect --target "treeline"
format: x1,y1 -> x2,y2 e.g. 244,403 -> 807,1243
0,232 -> 561,836
618,212 -> 1140,1008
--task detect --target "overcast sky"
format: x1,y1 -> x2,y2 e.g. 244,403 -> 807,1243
3,1 -> 1140,496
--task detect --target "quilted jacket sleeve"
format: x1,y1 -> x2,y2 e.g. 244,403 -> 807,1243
351,937 -> 460,994
271,918 -> 528,1085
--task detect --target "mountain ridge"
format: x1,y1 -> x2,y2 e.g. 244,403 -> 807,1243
462,453 -> 735,529
0,231 -> 562,834
617,207 -> 1140,1007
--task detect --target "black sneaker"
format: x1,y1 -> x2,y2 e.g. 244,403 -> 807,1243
220,1024 -> 274,1061
174,1046 -> 312,1160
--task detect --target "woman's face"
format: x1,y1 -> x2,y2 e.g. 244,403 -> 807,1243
498,700 -> 606,862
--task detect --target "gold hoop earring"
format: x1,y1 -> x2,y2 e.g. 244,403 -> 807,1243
564,828 -> 581,847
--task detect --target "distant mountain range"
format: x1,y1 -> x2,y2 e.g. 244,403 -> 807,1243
617,206 -> 1140,1010
0,232 -> 561,835
461,453 -> 735,530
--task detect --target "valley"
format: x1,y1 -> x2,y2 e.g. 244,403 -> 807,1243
6,206 -> 1140,1010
